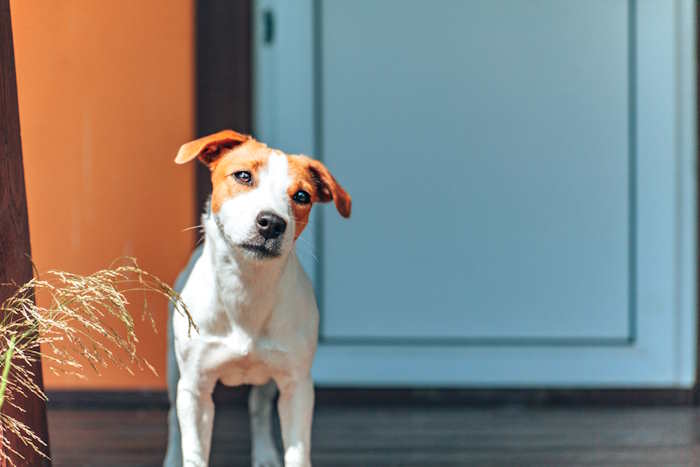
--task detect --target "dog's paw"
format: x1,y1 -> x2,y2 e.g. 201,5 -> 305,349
252,450 -> 282,467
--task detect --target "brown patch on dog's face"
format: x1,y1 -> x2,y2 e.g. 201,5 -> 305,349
287,155 -> 352,239
209,140 -> 272,213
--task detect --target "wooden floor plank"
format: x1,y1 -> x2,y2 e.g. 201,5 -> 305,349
47,406 -> 700,466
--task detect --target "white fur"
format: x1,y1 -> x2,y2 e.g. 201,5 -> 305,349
173,153 -> 319,467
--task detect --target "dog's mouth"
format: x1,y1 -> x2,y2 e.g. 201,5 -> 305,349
238,241 -> 282,259
213,212 -> 282,259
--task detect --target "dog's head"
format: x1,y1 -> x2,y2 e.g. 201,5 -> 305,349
176,130 -> 351,260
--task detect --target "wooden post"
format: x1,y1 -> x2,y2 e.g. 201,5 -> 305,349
0,0 -> 51,464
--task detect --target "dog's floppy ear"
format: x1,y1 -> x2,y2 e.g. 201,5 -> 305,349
175,130 -> 250,167
308,159 -> 352,218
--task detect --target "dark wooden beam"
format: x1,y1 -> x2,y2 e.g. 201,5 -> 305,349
695,2 -> 700,405
0,0 -> 51,464
194,0 -> 252,229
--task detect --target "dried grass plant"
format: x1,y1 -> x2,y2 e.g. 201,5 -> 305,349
0,258 -> 195,465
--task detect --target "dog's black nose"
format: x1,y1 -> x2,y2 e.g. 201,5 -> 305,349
256,211 -> 287,239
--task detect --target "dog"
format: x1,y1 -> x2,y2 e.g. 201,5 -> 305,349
171,130 -> 351,467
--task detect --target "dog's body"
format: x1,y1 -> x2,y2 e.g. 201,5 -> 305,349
172,130 -> 350,467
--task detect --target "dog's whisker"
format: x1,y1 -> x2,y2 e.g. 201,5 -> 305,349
295,242 -> 319,264
296,234 -> 315,249
291,219 -> 320,263
194,233 -> 206,247
182,224 -> 205,233
294,233 -> 320,264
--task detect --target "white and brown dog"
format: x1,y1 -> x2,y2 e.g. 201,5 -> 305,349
172,130 -> 350,467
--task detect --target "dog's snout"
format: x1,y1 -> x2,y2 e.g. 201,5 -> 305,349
256,211 -> 287,239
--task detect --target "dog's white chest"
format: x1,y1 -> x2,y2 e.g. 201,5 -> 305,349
173,242 -> 319,390
195,331 -> 279,386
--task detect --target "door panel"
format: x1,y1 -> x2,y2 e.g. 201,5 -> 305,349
321,0 -> 630,340
254,0 -> 697,386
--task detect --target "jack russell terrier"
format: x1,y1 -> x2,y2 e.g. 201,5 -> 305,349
171,130 -> 351,467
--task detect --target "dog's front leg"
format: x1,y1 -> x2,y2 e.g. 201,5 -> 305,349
176,377 -> 216,467
249,380 -> 282,467
276,376 -> 314,467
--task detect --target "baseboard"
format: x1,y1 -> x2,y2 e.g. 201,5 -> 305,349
46,390 -> 170,409
313,388 -> 696,407
45,387 -> 697,409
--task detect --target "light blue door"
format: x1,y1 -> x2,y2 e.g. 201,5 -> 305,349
254,0 -> 697,387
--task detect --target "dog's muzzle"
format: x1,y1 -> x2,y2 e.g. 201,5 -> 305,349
214,211 -> 284,259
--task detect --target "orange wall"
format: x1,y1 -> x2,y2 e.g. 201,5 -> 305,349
10,1 -> 195,390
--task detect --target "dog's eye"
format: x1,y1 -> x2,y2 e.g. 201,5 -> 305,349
292,190 -> 311,204
233,171 -> 252,185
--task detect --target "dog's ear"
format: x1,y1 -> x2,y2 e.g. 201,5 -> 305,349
307,159 -> 352,218
175,130 -> 250,167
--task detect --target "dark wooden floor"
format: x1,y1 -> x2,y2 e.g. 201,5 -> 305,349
47,405 -> 700,466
